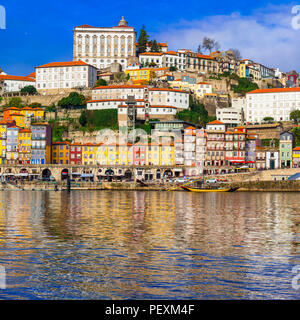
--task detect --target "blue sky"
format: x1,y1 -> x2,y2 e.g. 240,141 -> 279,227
0,0 -> 299,76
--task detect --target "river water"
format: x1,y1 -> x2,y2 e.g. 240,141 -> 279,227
0,190 -> 299,300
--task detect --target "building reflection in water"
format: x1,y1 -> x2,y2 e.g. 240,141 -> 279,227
0,190 -> 299,299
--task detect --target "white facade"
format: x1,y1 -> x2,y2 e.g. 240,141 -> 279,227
88,85 -> 189,111
246,88 -> 300,123
0,75 -> 35,94
148,88 -> 189,109
35,61 -> 98,93
266,150 -> 279,169
216,107 -> 243,126
73,17 -> 136,71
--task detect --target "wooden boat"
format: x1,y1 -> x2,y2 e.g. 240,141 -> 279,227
181,186 -> 239,193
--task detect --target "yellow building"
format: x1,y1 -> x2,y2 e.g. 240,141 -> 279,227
18,129 -> 31,164
20,107 -> 44,119
52,141 -> 70,164
239,63 -> 247,78
10,113 -> 25,128
148,143 -> 161,166
118,143 -> 133,165
292,147 -> 300,167
125,68 -> 155,84
0,121 -> 7,164
3,107 -> 45,129
82,143 -> 97,165
161,143 -> 175,166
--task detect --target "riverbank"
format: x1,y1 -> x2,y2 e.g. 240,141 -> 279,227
1,180 -> 300,192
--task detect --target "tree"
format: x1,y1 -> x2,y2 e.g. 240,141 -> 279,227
58,92 -> 85,108
7,97 -> 23,108
137,25 -> 149,53
197,44 -> 203,54
28,102 -> 42,108
149,62 -> 157,67
231,77 -> 259,95
169,66 -> 177,71
290,110 -> 300,123
150,40 -> 160,52
202,37 -> 220,53
229,48 -> 242,61
263,117 -> 274,123
79,110 -> 87,127
20,85 -> 37,94
95,79 -> 107,87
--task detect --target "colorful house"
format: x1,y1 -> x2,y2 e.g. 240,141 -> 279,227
292,147 -> 300,167
6,126 -> 19,164
0,121 -> 8,164
69,143 -> 82,165
125,68 -> 155,84
82,143 -> 97,165
18,129 -> 31,164
52,141 -> 70,164
31,123 -> 52,164
280,131 -> 294,168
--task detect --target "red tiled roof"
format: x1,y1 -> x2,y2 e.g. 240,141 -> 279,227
148,88 -> 189,94
36,61 -> 93,69
88,99 -> 145,103
248,87 -> 300,94
27,72 -> 36,79
139,52 -> 163,56
207,120 -> 225,125
0,75 -> 35,82
196,54 -> 215,60
94,85 -> 147,90
164,51 -> 178,56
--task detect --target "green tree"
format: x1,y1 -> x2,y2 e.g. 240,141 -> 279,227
20,85 -> 37,94
58,92 -> 85,108
231,77 -> 259,95
150,40 -> 160,52
290,110 -> 300,123
292,127 -> 300,146
79,110 -> 87,127
263,117 -> 274,123
149,62 -> 157,67
28,102 -> 42,108
95,79 -> 107,87
137,25 -> 149,53
169,66 -> 177,71
175,95 -> 212,126
7,97 -> 23,108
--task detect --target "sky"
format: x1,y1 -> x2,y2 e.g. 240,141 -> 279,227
0,0 -> 300,76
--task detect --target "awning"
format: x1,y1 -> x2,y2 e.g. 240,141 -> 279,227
174,168 -> 182,172
16,173 -> 29,177
72,172 -> 81,175
81,174 -> 94,178
2,173 -> 15,176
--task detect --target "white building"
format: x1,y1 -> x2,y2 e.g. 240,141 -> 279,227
88,85 -> 189,110
246,88 -> 300,123
73,17 -> 136,71
0,75 -> 35,94
216,107 -> 243,126
139,51 -> 186,71
35,61 -> 98,94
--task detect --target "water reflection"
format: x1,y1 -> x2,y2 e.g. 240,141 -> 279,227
0,190 -> 299,299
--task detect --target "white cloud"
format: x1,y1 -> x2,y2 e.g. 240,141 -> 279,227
153,4 -> 300,72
